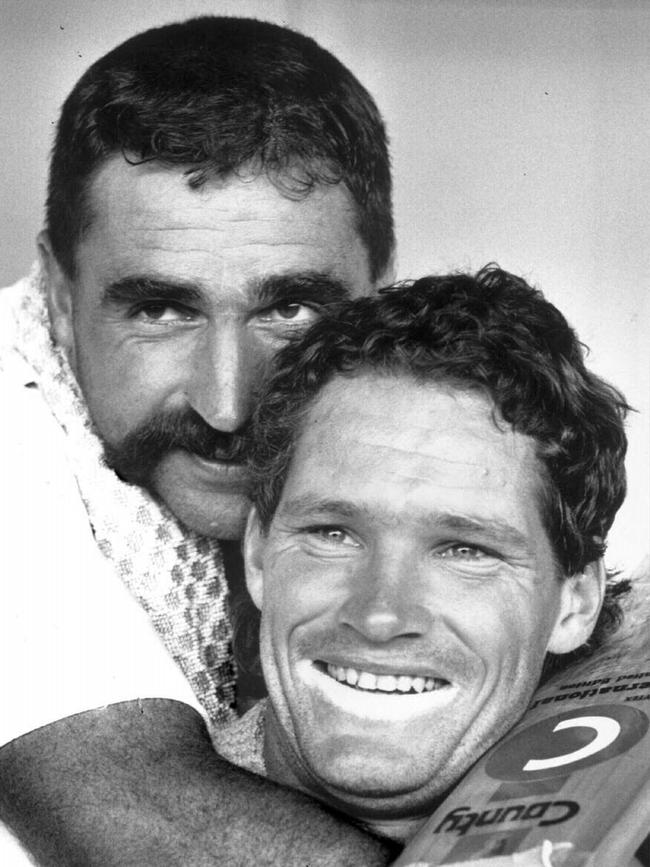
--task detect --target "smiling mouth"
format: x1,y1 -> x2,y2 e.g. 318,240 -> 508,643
322,663 -> 449,695
301,661 -> 456,720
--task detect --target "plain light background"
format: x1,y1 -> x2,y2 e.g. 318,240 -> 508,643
1,0 -> 648,572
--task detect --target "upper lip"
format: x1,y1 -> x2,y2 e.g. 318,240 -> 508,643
315,655 -> 449,682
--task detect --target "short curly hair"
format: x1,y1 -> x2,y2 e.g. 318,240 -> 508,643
47,16 -> 393,282
248,266 -> 631,659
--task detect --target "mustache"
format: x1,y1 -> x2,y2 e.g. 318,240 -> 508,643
102,407 -> 251,487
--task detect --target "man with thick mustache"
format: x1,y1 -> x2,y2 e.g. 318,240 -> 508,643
0,15 -> 398,866
216,267 -> 630,861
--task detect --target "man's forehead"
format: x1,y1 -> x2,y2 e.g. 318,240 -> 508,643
304,373 -> 534,463
83,154 -> 360,234
74,155 -> 373,296
284,372 -> 546,524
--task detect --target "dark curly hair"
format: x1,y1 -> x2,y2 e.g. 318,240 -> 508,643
247,266 -> 631,663
46,16 -> 393,282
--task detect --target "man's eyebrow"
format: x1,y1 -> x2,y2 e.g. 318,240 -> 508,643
278,496 -> 532,549
432,513 -> 532,551
255,272 -> 354,307
279,495 -> 363,520
102,277 -> 203,307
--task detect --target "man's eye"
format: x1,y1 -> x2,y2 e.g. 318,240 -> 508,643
438,544 -> 488,560
133,303 -> 194,323
305,526 -> 359,547
259,303 -> 320,325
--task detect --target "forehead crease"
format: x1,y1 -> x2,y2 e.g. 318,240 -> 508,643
83,162 -> 369,282
99,172 -> 352,228
337,409 -> 519,447
111,219 -> 352,267
128,216 -> 316,236
320,430 -> 521,486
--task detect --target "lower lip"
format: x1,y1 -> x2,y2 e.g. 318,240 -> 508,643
297,662 -> 457,722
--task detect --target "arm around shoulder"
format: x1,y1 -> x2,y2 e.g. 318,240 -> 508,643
0,699 -> 398,866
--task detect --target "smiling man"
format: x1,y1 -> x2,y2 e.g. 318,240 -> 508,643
0,15 -> 397,866
218,266 -> 630,849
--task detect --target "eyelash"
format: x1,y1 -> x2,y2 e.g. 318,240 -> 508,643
438,543 -> 486,559
301,529 -> 494,554
257,299 -> 325,322
129,301 -> 196,320
302,525 -> 357,544
436,542 -> 505,567
127,299 -> 321,322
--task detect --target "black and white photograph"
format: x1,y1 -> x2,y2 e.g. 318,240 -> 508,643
1,2 -> 648,864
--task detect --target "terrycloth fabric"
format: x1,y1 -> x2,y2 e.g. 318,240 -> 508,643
0,266 -> 236,725
214,699 -> 267,777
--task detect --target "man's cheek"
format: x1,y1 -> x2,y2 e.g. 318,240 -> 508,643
270,552 -> 331,604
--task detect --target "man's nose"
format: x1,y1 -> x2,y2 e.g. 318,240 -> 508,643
337,547 -> 432,643
187,322 -> 262,433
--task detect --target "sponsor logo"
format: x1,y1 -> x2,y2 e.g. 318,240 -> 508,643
433,800 -> 579,837
485,704 -> 648,781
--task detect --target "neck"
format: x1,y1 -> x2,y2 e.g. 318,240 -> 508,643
261,708 -> 433,844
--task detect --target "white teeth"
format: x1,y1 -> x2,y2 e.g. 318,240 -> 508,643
325,664 -> 444,694
345,668 -> 359,686
357,671 -> 377,690
412,676 -> 425,693
376,675 -> 398,692
396,675 -> 413,692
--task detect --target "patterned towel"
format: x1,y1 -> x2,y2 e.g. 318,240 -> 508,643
0,264 -> 236,725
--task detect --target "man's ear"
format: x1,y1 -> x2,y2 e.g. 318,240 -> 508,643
547,560 -> 606,655
243,507 -> 266,611
37,230 -> 76,360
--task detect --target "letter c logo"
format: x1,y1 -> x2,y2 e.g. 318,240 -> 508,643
485,704 -> 648,781
523,715 -> 621,771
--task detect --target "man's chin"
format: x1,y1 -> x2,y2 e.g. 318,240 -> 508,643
150,453 -> 251,539
297,746 -> 447,835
